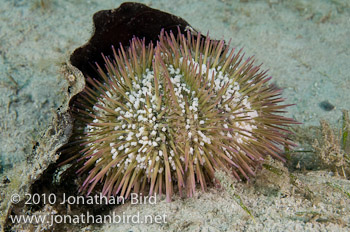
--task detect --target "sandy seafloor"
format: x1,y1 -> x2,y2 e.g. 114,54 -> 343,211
0,0 -> 350,231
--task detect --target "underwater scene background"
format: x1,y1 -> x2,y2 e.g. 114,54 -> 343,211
0,0 -> 349,231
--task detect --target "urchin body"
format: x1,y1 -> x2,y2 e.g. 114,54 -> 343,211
65,30 -> 296,201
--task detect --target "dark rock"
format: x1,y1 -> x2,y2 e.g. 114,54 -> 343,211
70,2 -> 191,79
319,100 -> 335,111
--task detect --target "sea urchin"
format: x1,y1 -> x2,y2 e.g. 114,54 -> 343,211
63,29 -> 296,202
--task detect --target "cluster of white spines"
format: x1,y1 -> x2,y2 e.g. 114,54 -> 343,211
188,58 -> 259,143
84,42 -> 261,178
